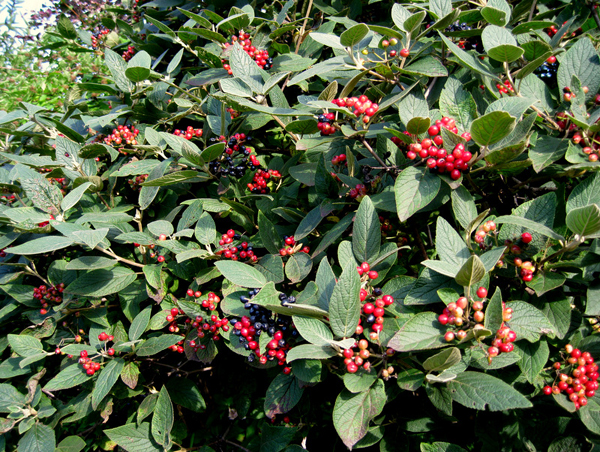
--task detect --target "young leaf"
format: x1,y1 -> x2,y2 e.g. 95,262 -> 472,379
566,204 -> 600,237
455,255 -> 486,287
423,348 -> 462,373
470,111 -> 516,147
340,24 -> 369,47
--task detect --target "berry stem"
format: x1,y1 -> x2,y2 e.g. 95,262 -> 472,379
359,136 -> 390,171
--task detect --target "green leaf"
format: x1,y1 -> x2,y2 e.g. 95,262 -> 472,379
352,196 -> 380,264
423,348 -> 462,373
295,201 -> 335,241
140,170 -> 199,187
309,32 -> 345,50
516,340 -> 550,384
391,4 -> 411,30
566,204 -> 600,237
439,33 -> 500,80
333,380 -> 386,450
446,371 -> 532,411
407,117 -> 431,135
55,436 -> 86,452
61,182 -> 93,211
435,217 -> 470,266
92,358 -> 125,409
397,368 -> 426,391
293,316 -> 334,346
129,306 -> 152,341
340,24 -> 369,47
261,425 -> 298,452
139,160 -> 169,211
258,212 -> 281,255
66,267 -> 136,298
540,297 -> 572,340
18,423 -> 55,452
186,68 -> 230,87
215,260 -> 267,288
394,167 -> 441,223
104,422 -> 161,452
566,172 -> 600,214
388,312 -> 447,352
557,37 -> 600,102
136,335 -> 182,356
8,236 -> 74,255
120,362 -> 140,390
470,111 -> 516,147
286,344 -> 338,362
527,272 -> 567,297
455,255 -> 486,287
195,212 -> 217,245
528,135 -> 569,173
399,88 -> 429,125
285,119 -> 319,135
482,26 -> 523,63
293,359 -> 322,384
264,374 -> 304,418
152,386 -> 173,447
343,371 -> 378,393
165,378 -> 206,413
506,301 -> 555,342
7,334 -> 43,357
285,253 -> 313,284
219,77 -> 254,97
429,0 -> 452,20
439,78 -> 477,132
230,43 -> 263,93
44,364 -> 92,391
0,383 -> 26,412
405,267 -> 461,305
451,186 -> 477,230
400,56 -> 449,77
329,262 -> 361,338
104,49 -> 134,93
404,11 -> 427,33
125,51 -> 151,82
57,15 -> 78,39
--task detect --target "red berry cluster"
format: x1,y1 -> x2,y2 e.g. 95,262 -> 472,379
50,177 -> 68,195
402,117 -> 473,181
487,301 -> 517,359
331,153 -> 347,166
127,174 -> 148,191
165,307 -> 182,332
91,27 -> 110,48
103,125 -> 139,148
215,230 -> 258,262
332,95 -> 380,124
343,339 -> 375,373
33,283 -> 64,314
543,345 -> 598,410
563,106 -> 600,162
495,80 -> 514,95
348,183 -> 367,199
247,168 -> 281,194
222,31 -> 272,74
317,112 -> 336,135
188,313 -> 229,349
438,295 -> 484,330
77,333 -> 115,376
122,45 -> 135,62
227,107 -> 240,119
185,290 -> 222,311
279,236 -> 310,257
232,315 -> 291,366
474,220 -> 497,248
514,258 -> 536,282
545,25 -> 559,37
38,214 -> 55,228
173,126 -> 203,140
0,194 -> 16,204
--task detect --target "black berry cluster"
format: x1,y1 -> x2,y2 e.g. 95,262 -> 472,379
208,134 -> 259,180
534,56 -> 558,86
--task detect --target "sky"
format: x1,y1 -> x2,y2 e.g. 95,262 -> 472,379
1,0 -> 49,33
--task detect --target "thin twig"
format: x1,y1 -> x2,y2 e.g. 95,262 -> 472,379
295,0 -> 314,54
528,0 -> 538,21
360,137 -> 389,170
94,246 -> 145,268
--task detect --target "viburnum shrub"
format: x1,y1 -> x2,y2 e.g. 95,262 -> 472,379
1,0 -> 600,451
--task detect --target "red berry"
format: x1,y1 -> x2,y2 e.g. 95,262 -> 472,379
399,48 -> 409,58
521,232 -> 533,243
476,287 -> 488,298
367,270 -> 378,279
